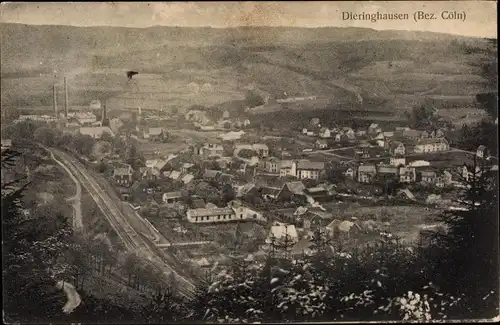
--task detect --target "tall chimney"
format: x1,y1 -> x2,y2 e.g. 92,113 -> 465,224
53,84 -> 58,119
64,77 -> 68,118
101,100 -> 109,126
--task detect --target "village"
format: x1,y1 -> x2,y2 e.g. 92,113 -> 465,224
3,90 -> 497,273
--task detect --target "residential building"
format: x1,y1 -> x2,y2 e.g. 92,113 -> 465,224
79,126 -> 114,139
186,207 -> 235,223
383,131 -> 395,138
335,133 -> 348,142
229,200 -> 264,221
265,222 -> 299,245
408,160 -> 431,168
145,159 -> 168,178
310,118 -> 320,126
113,165 -> 133,187
435,129 -> 445,138
301,209 -> 334,230
15,115 -> 58,124
260,187 -> 281,200
368,123 -> 382,135
399,167 -> 417,183
420,130 -> 430,139
342,127 -> 356,139
390,157 -> 406,167
420,169 -> 437,184
279,160 -> 294,177
377,165 -> 399,177
181,163 -> 195,174
315,139 -> 328,149
199,143 -> 224,158
302,128 -> 309,135
344,167 -> 356,178
143,127 -> 166,141
356,130 -> 367,137
436,171 -> 453,188
263,157 -> 281,174
252,143 -> 269,157
318,127 -> 332,138
163,191 -> 183,205
305,186 -> 332,202
276,181 -> 306,201
293,160 -> 325,180
181,174 -> 195,185
414,138 -> 450,153
390,141 -> 406,156
476,145 -> 488,159
357,165 -> 377,183
400,129 -> 421,140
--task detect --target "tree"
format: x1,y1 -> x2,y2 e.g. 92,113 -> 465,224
245,90 -> 265,108
476,92 -> 498,119
408,105 -> 436,130
239,149 -> 257,159
2,148 -> 72,322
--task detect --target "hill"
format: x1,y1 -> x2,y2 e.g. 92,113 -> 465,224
1,23 -> 497,117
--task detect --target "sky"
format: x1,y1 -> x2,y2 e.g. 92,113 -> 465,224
0,1 -> 497,38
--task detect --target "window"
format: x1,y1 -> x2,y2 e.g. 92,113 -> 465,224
218,216 -> 221,220
195,217 -> 198,222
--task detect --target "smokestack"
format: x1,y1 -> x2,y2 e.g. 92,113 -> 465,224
101,100 -> 109,126
53,84 -> 58,119
64,77 -> 68,118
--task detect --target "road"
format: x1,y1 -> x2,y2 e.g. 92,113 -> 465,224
56,281 -> 82,314
49,148 -> 197,299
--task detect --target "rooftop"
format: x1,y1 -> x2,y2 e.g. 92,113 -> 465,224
358,165 -> 377,173
296,160 -> 325,170
163,191 -> 183,199
283,181 -> 306,195
113,166 -> 132,176
187,207 -> 234,217
416,138 -> 449,145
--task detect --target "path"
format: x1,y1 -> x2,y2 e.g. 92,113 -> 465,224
50,148 -> 197,299
56,281 -> 82,314
46,147 -> 83,231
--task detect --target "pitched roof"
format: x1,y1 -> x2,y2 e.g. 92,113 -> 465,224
316,139 -> 328,145
163,191 -> 183,200
182,174 -> 195,184
148,127 -> 163,136
416,138 -> 449,146
252,143 -> 269,150
188,207 -> 234,217
369,123 -> 380,129
402,129 -> 422,137
296,160 -> 325,170
377,165 -> 399,174
284,181 -> 306,195
169,170 -> 182,180
261,187 -> 281,196
191,198 -> 206,209
477,145 -> 487,151
358,164 -> 377,173
204,169 -> 221,179
182,163 -> 195,169
421,170 -> 437,177
79,126 -> 114,138
279,160 -> 293,169
267,222 -> 298,241
113,166 -> 132,176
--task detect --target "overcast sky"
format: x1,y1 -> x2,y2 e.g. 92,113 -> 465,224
0,1 -> 497,38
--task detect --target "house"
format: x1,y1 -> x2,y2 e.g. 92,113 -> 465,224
342,127 -> 356,139
390,157 -> 406,167
301,209 -> 334,230
305,186 -> 332,202
318,127 -> 332,138
356,130 -> 367,137
181,163 -> 195,174
377,165 -> 399,177
145,159 -> 168,178
302,128 -> 309,135
260,187 -> 281,200
203,169 -> 221,181
368,123 -> 382,135
168,170 -> 182,181
476,145 -> 488,159
356,144 -> 371,159
399,167 -> 417,183
163,191 -> 183,205
414,138 -> 450,153
408,160 -> 431,168
293,160 -> 325,180
265,222 -> 299,245
222,110 -> 230,119
315,139 -> 328,150
181,174 -> 195,185
420,169 -> 438,184
199,142 -> 224,158
344,167 -> 356,178
89,99 -> 102,110
420,130 -> 430,139
263,157 -> 281,174
310,118 -> 320,126
435,129 -> 445,138
383,131 -> 395,138
279,160 -> 294,177
402,129 -> 422,140
228,200 -> 264,221
79,126 -> 115,139
306,130 -> 315,136
190,198 -> 207,209
186,207 -> 235,223
1,139 -> 12,150
374,132 -> 387,148
326,219 -> 363,241
357,164 -> 377,183
113,165 -> 133,187
252,144 -> 269,157
436,171 -> 453,188
390,141 -> 406,156
276,181 -> 306,201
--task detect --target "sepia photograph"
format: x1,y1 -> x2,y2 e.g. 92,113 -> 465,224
1,1 -> 498,323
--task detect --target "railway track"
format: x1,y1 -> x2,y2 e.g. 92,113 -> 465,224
49,148 -> 197,299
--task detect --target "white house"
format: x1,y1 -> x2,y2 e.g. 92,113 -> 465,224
319,127 -> 332,138
265,222 -> 299,245
186,207 -> 235,223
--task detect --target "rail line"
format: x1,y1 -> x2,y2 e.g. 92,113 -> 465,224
49,148 -> 197,298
